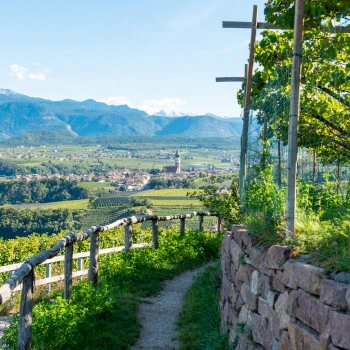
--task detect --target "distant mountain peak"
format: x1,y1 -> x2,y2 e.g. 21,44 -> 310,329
0,89 -> 18,96
151,110 -> 196,117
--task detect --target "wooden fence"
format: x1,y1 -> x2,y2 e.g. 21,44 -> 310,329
0,211 -> 220,349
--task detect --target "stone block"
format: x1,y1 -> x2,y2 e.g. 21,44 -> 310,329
229,327 -> 238,344
279,330 -> 291,350
237,335 -> 264,350
251,312 -> 274,349
288,320 -> 321,350
267,290 -> 279,308
329,310 -> 350,349
229,239 -> 243,265
258,274 -> 273,299
231,225 -> 257,254
330,271 -> 350,284
241,283 -> 258,311
221,273 -> 232,301
222,299 -> 229,329
236,264 -> 255,284
274,291 -> 290,330
250,270 -> 259,295
228,303 -> 239,326
272,270 -> 287,293
288,289 -> 330,334
241,232 -> 257,254
282,261 -> 324,295
229,262 -> 237,281
231,225 -> 247,249
258,297 -> 270,318
347,287 -> 350,310
272,337 -> 279,350
264,245 -> 291,269
320,279 -> 349,311
235,295 -> 245,313
258,263 -> 276,277
221,231 -> 232,255
250,246 -> 266,269
238,304 -> 249,323
268,310 -> 281,339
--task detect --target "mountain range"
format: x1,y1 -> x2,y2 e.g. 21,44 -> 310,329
0,89 -> 243,140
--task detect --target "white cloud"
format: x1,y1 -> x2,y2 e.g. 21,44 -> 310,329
29,73 -> 47,81
10,64 -> 28,80
10,63 -> 48,81
139,97 -> 186,115
99,96 -> 132,106
32,62 -> 41,66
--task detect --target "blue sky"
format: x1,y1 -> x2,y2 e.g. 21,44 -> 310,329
0,0 -> 267,117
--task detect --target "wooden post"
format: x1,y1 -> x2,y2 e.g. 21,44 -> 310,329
286,0 -> 305,237
46,263 -> 51,295
18,268 -> 34,350
337,158 -> 340,194
64,243 -> 73,299
239,5 -> 258,198
277,138 -> 282,188
199,215 -> 204,232
239,63 -> 249,197
124,224 -> 132,255
152,220 -> 159,250
78,258 -> 83,281
217,216 -> 221,234
263,113 -> 268,142
88,231 -> 99,287
313,150 -> 317,184
180,218 -> 185,235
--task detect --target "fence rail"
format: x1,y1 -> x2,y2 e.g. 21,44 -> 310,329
0,211 -> 219,349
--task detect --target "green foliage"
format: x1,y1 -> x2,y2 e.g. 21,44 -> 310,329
2,228 -> 221,349
297,176 -> 350,220
239,1 -> 350,164
177,263 -> 232,350
0,178 -> 88,205
190,178 -> 241,226
243,165 -> 285,234
0,207 -> 74,239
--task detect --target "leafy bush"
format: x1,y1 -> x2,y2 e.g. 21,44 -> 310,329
2,228 -> 221,349
189,178 -> 241,226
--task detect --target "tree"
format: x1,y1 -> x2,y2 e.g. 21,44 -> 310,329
237,1 -> 350,164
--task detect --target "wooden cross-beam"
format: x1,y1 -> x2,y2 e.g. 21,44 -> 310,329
223,21 -> 279,29
215,77 -> 244,83
222,20 -> 350,33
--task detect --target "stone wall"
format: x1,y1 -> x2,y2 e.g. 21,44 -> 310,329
220,225 -> 350,350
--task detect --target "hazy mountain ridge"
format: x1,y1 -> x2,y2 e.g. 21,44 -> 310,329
0,89 -> 243,139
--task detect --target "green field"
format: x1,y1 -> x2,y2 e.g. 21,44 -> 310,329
12,199 -> 89,210
136,189 -> 199,197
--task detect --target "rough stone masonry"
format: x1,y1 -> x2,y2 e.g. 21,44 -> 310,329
220,225 -> 350,350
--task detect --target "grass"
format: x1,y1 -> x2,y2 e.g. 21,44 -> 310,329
2,228 -> 222,349
148,199 -> 202,206
177,263 -> 231,350
243,212 -> 350,272
136,189 -> 200,197
12,199 -> 89,210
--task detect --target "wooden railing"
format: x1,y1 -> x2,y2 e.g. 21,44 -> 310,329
0,212 -> 220,349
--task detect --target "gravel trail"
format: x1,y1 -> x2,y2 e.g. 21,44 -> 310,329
131,262 -> 216,350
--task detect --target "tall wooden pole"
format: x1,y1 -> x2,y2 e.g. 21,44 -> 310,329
238,5 -> 258,198
286,0 -> 305,237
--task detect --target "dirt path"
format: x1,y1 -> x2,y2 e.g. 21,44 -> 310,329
131,262 -> 216,350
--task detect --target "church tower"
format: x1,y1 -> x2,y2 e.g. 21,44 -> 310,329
175,149 -> 181,174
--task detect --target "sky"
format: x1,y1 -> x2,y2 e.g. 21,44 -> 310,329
0,0 -> 267,117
